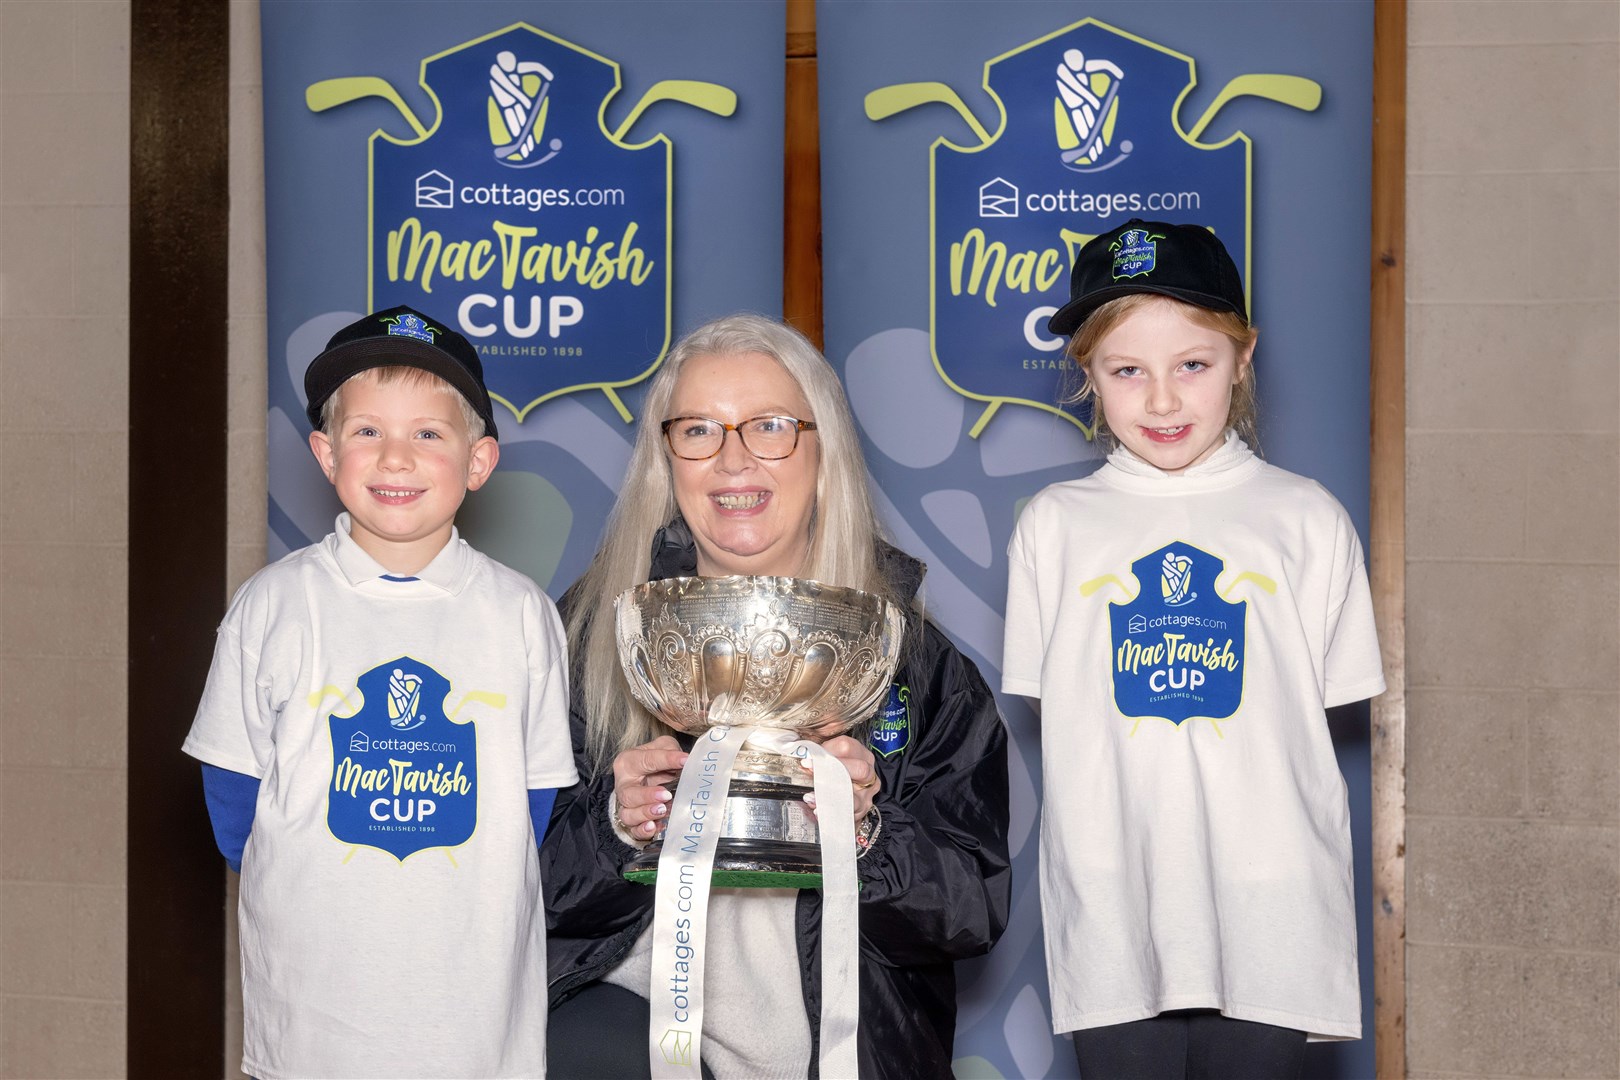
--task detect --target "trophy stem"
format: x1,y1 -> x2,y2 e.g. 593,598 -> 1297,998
624,751 -> 835,889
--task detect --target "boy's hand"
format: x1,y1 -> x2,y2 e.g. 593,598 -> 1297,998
612,735 -> 687,841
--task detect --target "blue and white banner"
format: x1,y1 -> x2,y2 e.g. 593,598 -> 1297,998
262,1 -> 784,589
818,3 -> 1374,1077
898,18 -> 1266,435
359,22 -> 680,420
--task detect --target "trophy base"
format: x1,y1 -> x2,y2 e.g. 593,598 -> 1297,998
623,838 -> 828,889
622,760 -> 833,890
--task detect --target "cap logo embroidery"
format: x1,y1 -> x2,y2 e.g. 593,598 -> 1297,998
383,312 -> 438,343
1110,227 -> 1162,280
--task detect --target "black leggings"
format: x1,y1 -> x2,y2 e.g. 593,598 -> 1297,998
1072,1009 -> 1306,1080
548,981 -> 717,1080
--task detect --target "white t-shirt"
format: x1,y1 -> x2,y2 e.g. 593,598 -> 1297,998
1003,435 -> 1385,1040
183,516 -> 578,1079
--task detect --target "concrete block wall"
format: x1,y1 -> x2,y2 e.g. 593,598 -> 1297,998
1404,2 -> 1620,1076
224,2 -> 266,1075
0,2 -> 132,1076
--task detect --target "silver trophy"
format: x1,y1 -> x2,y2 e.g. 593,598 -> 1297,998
614,575 -> 904,886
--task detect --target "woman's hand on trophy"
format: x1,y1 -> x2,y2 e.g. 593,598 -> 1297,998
803,735 -> 881,822
612,735 -> 687,840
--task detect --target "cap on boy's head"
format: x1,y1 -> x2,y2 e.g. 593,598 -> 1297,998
304,305 -> 499,440
1047,218 -> 1247,338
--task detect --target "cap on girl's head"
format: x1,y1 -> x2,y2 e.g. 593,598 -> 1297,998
304,305 -> 499,439
1047,218 -> 1247,337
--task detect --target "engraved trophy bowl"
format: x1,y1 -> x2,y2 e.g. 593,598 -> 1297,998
614,575 -> 905,886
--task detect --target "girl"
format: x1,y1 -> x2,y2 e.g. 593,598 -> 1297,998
1003,220 -> 1385,1078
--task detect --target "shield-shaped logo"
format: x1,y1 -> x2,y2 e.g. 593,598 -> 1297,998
869,683 -> 912,758
348,24 -> 677,422
382,311 -> 438,344
1108,542 -> 1246,726
327,657 -> 478,860
1111,227 -> 1160,280
929,21 -> 1249,437
869,18 -> 1319,438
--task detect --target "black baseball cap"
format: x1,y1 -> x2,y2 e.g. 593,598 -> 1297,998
1047,218 -> 1247,337
304,305 -> 499,440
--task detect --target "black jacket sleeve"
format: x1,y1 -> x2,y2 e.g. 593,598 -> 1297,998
853,622 -> 1012,967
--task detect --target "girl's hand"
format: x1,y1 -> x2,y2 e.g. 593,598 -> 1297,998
805,735 -> 881,822
611,735 -> 686,841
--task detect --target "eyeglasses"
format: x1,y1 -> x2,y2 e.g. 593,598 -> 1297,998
660,414 -> 818,461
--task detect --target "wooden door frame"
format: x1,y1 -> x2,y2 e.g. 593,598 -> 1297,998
1370,1 -> 1408,1076
127,0 -> 230,1074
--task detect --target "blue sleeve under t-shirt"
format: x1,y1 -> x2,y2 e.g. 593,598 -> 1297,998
199,764 -> 558,871
527,787 -> 557,846
200,763 -> 258,873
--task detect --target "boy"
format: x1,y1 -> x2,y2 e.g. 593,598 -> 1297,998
183,306 -> 578,1079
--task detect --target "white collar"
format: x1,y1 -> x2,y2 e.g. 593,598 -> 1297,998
326,513 -> 468,592
1099,430 -> 1264,493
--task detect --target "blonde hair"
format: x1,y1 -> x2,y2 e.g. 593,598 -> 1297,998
566,313 -> 904,773
1061,294 -> 1260,451
320,365 -> 486,441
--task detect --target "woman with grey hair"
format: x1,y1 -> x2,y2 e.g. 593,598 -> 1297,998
541,314 -> 1011,1079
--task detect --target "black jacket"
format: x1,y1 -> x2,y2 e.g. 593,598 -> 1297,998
541,525 -> 1012,1079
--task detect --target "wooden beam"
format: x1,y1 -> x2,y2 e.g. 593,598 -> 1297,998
784,0 -> 822,347
128,0 -> 229,1074
1369,1 -> 1408,1075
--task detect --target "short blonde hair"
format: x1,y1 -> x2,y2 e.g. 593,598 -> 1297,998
566,314 -> 904,772
319,365 -> 486,441
1061,293 -> 1260,451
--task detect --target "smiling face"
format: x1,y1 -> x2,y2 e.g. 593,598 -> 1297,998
308,371 -> 498,574
1087,298 -> 1253,474
666,351 -> 819,578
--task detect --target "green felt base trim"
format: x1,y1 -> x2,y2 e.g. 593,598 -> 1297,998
714,869 -> 822,889
623,868 -> 824,889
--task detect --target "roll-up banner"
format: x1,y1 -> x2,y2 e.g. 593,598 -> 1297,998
261,1 -> 784,590
817,3 -> 1374,1077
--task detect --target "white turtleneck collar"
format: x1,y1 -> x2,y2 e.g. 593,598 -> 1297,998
1098,430 -> 1264,494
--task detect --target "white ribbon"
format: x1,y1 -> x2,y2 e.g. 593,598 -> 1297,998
648,724 -> 748,1078
748,728 -> 861,1080
646,726 -> 862,1080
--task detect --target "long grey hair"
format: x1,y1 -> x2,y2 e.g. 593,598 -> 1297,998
565,313 -> 903,774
